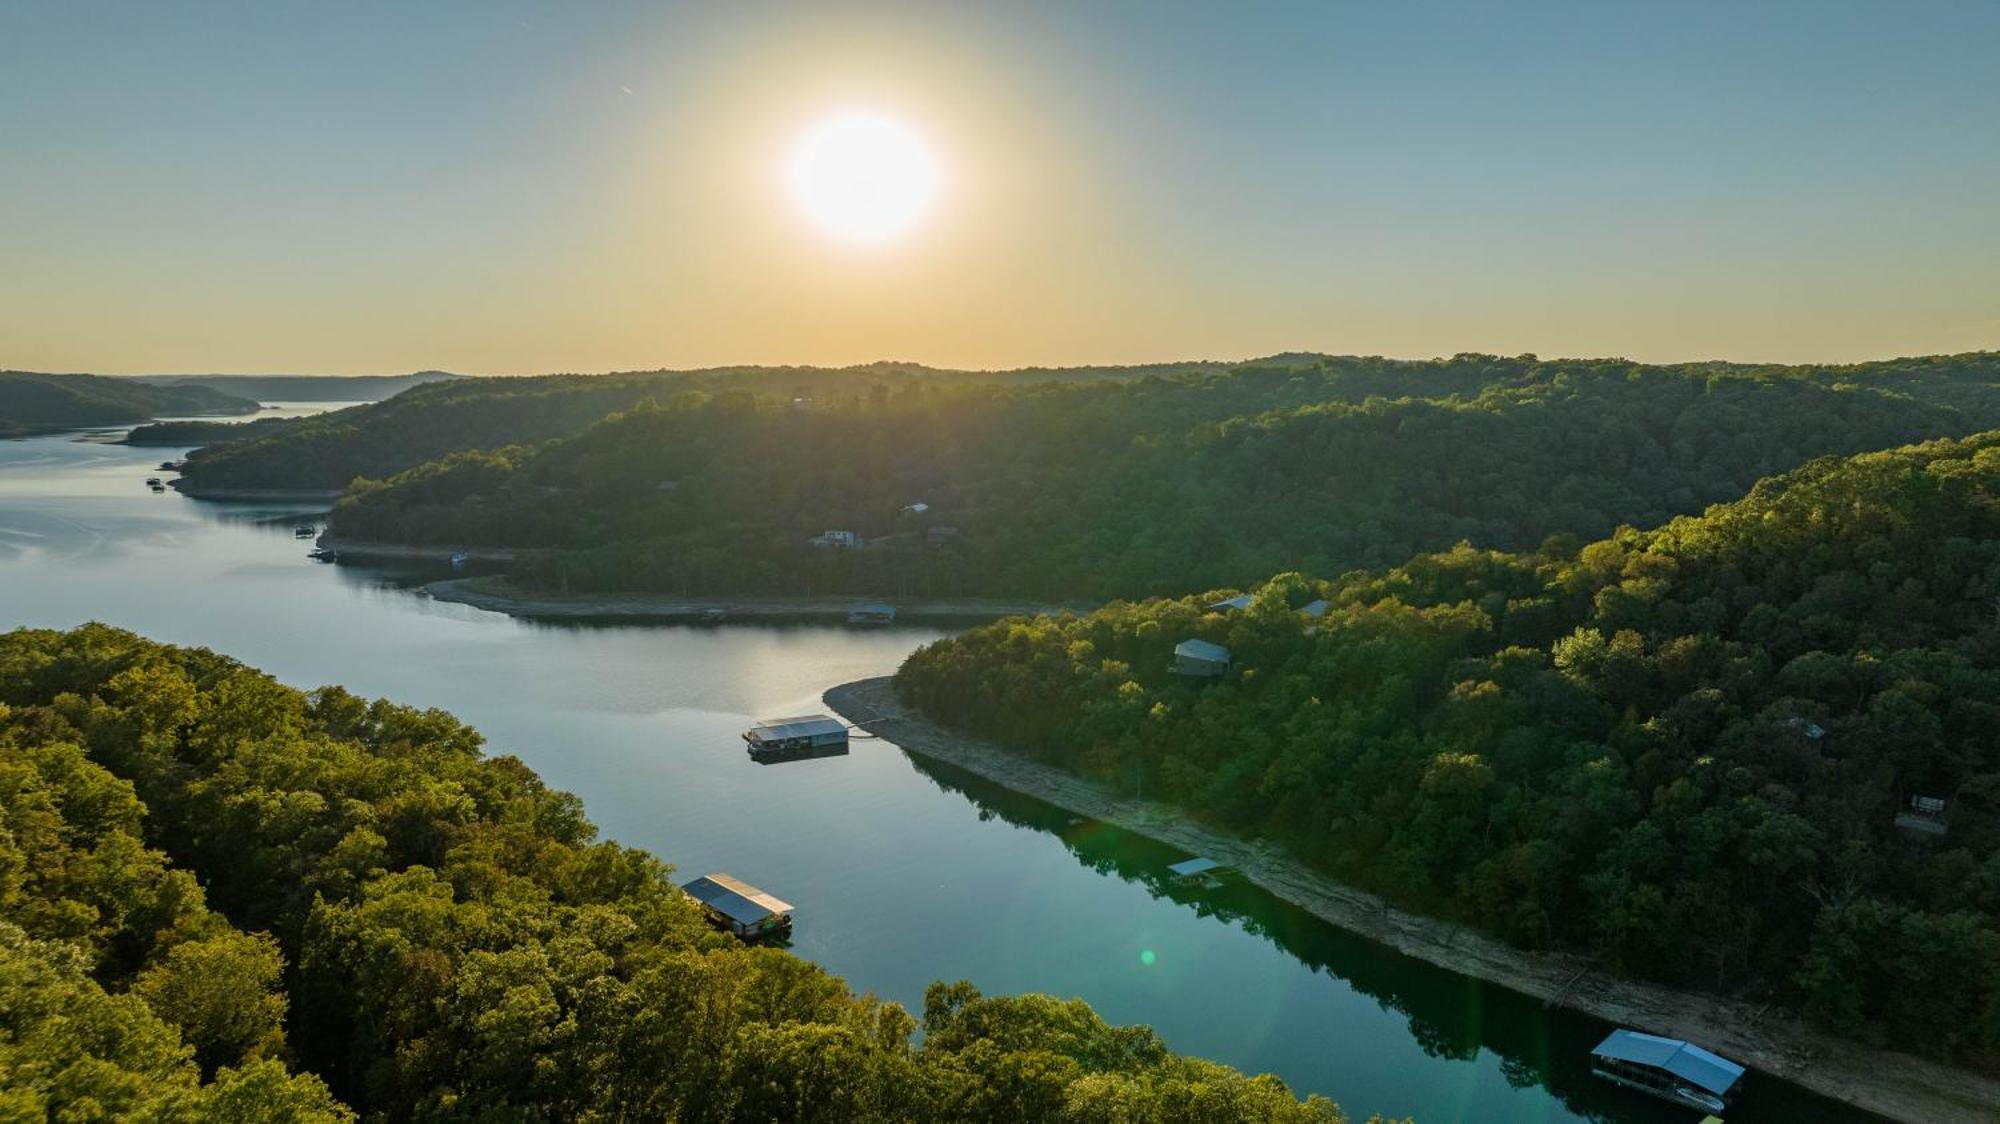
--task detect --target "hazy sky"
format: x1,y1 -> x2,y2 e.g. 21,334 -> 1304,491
3,1 -> 1997,373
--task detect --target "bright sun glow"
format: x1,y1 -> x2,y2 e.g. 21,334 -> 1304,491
788,113 -> 940,243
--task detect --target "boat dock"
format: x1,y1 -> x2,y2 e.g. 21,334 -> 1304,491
682,873 -> 795,941
743,714 -> 851,761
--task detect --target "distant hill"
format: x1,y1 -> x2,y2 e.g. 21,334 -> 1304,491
317,351 -> 2000,600
0,371 -> 257,437
128,370 -> 458,402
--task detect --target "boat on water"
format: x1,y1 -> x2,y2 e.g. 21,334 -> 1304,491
449,551 -> 469,569
144,476 -> 162,486
696,607 -> 730,625
1589,1029 -> 1744,1114
293,524 -> 316,538
148,482 -> 166,493
307,547 -> 338,562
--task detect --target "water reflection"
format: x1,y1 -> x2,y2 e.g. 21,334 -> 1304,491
901,753 -> 1883,1124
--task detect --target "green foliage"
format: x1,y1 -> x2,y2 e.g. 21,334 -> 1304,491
318,351 -> 2000,600
0,371 -> 255,437
898,433 -> 2000,1062
0,625 -> 1348,1120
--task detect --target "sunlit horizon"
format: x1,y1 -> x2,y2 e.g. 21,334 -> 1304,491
2,2 -> 1996,375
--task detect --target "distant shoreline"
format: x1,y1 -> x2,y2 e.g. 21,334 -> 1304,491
170,481 -> 342,502
824,675 -> 2000,1124
422,575 -> 1079,625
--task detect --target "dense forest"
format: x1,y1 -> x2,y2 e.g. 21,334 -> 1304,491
0,625 -> 1356,1122
896,433 -> 2000,1064
321,352 -> 2000,601
0,371 -> 255,437
164,359 -> 1264,492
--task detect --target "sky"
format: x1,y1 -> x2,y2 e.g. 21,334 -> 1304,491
2,0 -> 1997,374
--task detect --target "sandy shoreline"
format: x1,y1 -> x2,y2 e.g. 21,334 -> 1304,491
423,576 -> 1077,624
825,675 -> 2000,1124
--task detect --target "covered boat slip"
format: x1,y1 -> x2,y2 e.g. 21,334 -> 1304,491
683,873 -> 795,940
742,714 -> 850,760
1590,1029 -> 1745,1114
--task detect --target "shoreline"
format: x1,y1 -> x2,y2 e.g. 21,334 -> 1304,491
825,675 -> 2000,1124
424,575 -> 1079,624
326,541 -> 517,563
171,482 -> 342,502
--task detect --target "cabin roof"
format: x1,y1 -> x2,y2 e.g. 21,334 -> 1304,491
747,715 -> 847,741
1300,599 -> 1331,618
1168,857 -> 1226,877
1174,639 -> 1231,663
683,873 -> 795,925
1207,593 -> 1253,612
1591,1030 -> 1744,1096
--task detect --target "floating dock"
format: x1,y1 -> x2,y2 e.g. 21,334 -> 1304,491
743,714 -> 850,761
683,873 -> 794,940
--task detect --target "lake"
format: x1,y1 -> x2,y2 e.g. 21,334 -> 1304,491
0,415 -> 1875,1123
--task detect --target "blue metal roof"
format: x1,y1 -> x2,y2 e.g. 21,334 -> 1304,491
1591,1030 -> 1745,1096
1174,638 -> 1231,662
1169,857 -> 1225,877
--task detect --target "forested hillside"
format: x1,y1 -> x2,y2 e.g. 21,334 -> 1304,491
168,358 -> 1284,492
0,625 -> 1352,1122
326,352 -> 2000,601
0,371 -> 255,437
896,433 -> 2000,1064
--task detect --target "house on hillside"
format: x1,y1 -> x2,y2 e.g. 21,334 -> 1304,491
1174,639 -> 1231,678
1207,594 -> 1252,613
810,530 -> 857,548
1895,795 -> 1949,837
1300,599 -> 1331,618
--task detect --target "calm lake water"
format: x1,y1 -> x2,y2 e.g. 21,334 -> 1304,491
0,415 -> 1877,1124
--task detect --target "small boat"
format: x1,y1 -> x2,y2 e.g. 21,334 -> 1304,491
148,483 -> 166,493
1589,1029 -> 1744,1115
696,607 -> 730,625
156,461 -> 181,471
449,551 -> 469,569
293,524 -> 316,538
307,547 -> 338,562
144,476 -> 162,486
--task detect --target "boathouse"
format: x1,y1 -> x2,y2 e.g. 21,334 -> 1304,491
683,873 -> 794,940
1173,639 -> 1231,678
743,715 -> 849,759
846,602 -> 896,626
1589,1030 -> 1743,1113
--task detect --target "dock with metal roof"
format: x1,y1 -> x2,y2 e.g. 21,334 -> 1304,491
683,873 -> 796,940
1590,1029 -> 1744,1113
743,714 -> 850,760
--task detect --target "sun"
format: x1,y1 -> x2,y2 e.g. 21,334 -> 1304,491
787,112 -> 940,243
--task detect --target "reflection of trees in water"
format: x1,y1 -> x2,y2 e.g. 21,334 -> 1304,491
904,751 -> 1883,1124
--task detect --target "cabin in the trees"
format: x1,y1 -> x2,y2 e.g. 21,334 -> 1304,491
743,714 -> 850,760
683,873 -> 795,940
1300,599 -> 1331,618
810,529 -> 857,548
1174,639 -> 1231,678
1895,795 -> 1949,837
1589,1030 -> 1743,1114
1207,593 -> 1252,613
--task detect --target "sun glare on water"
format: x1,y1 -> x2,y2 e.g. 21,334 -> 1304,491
788,112 -> 940,243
